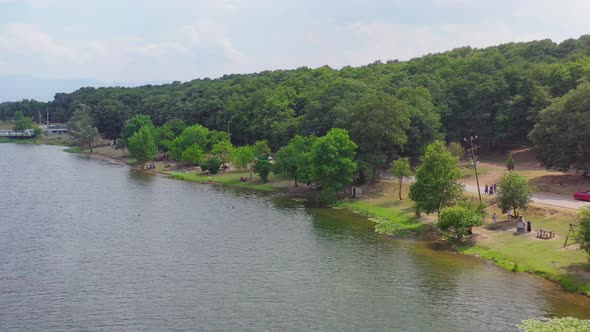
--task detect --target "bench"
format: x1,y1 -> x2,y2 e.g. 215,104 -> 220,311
536,229 -> 555,239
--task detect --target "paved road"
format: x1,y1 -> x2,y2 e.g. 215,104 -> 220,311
383,173 -> 590,210
463,184 -> 590,210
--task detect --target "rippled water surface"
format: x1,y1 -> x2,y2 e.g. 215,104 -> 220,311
1,144 -> 589,331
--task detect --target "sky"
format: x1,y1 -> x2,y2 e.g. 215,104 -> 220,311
1,0 -> 590,101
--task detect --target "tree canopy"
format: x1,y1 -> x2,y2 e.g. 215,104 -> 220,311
4,35 -> 590,174
438,205 -> 484,240
496,171 -> 533,217
310,128 -> 357,196
409,141 -> 463,218
127,125 -> 158,168
67,109 -> 99,152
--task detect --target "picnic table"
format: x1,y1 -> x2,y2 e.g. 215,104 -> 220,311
536,229 -> 555,239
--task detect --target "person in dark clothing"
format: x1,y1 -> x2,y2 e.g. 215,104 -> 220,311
484,184 -> 489,195
527,221 -> 532,233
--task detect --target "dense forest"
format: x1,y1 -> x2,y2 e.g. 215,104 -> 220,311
3,35 -> 590,173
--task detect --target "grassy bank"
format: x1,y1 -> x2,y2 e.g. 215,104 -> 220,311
457,203 -> 590,295
0,134 -> 71,146
167,170 -> 291,192
336,180 -> 434,237
347,179 -> 590,295
336,200 -> 427,237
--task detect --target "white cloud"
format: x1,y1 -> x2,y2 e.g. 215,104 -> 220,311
2,0 -> 590,93
0,23 -> 78,62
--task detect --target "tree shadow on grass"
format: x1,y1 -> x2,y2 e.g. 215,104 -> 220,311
485,219 -> 516,231
426,234 -> 480,252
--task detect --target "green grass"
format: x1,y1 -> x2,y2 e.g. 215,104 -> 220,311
63,146 -> 82,153
168,170 -> 290,192
457,206 -> 590,295
338,199 -> 427,236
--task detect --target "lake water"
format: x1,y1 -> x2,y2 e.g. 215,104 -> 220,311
1,143 -> 589,331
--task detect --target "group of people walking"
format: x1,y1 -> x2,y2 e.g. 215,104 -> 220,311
484,183 -> 497,195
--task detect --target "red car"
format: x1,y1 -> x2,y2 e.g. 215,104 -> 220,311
573,190 -> 590,201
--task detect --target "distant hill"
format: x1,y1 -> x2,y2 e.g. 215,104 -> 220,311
2,35 -> 590,169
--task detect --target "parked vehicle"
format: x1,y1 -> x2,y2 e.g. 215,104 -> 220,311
573,190 -> 590,201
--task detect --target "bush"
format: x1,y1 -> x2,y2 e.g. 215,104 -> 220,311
506,155 -> 515,171
200,157 -> 223,174
254,156 -> 272,182
438,205 -> 484,240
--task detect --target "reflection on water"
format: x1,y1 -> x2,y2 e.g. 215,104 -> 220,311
0,143 -> 589,331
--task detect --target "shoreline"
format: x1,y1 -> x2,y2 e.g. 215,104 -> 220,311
22,143 -> 590,297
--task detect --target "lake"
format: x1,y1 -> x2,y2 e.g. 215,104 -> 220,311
1,143 -> 589,331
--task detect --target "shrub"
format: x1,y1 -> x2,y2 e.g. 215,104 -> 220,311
200,157 -> 223,174
437,205 -> 484,240
254,156 -> 272,182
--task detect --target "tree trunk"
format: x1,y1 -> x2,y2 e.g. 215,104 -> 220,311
513,204 -> 518,217
89,142 -> 93,153
294,177 -> 298,187
398,177 -> 403,200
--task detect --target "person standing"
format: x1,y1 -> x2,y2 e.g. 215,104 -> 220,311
493,213 -> 497,223
489,186 -> 494,195
493,183 -> 497,192
484,184 -> 489,195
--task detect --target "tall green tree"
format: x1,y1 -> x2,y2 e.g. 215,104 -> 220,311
91,99 -> 126,144
396,87 -> 444,156
211,139 -> 234,172
409,141 -> 463,218
529,82 -> 590,171
253,139 -> 271,157
162,118 -> 186,136
390,157 -> 413,200
120,114 -> 154,147
232,145 -> 256,179
273,135 -> 314,186
254,156 -> 272,182
497,171 -> 533,217
67,110 -> 99,152
12,111 -> 36,133
349,92 -> 410,181
128,125 -> 158,169
181,144 -> 205,165
170,124 -> 211,161
310,128 -> 357,198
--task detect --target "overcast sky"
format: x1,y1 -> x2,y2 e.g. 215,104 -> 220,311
1,0 -> 590,101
